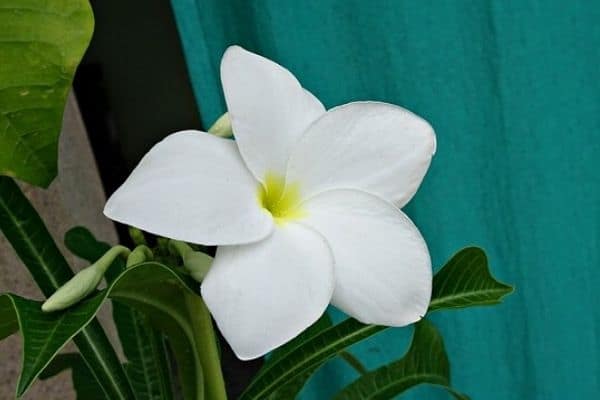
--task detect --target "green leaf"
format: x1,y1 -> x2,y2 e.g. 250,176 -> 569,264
242,319 -> 385,400
0,0 -> 94,187
107,262 -> 207,400
2,262 -> 208,400
0,176 -> 134,399
264,314 -> 334,400
333,320 -> 468,400
429,247 -> 513,311
241,246 -> 513,400
40,353 -> 106,400
65,226 -> 173,400
0,293 -> 107,397
116,310 -> 174,400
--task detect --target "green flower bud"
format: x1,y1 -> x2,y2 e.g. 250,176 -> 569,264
41,265 -> 104,312
208,112 -> 233,138
168,239 -> 213,282
128,227 -> 147,246
183,251 -> 213,282
42,245 -> 130,312
126,245 -> 153,267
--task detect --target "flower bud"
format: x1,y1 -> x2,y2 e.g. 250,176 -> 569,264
126,245 -> 153,267
168,239 -> 213,282
128,227 -> 147,246
42,245 -> 131,312
41,265 -> 104,312
183,251 -> 213,282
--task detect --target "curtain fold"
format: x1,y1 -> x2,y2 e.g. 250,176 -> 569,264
170,1 -> 600,398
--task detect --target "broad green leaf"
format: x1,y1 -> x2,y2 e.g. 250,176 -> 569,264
0,0 -> 94,187
0,177 -> 134,399
0,293 -> 107,397
65,226 -> 173,400
333,320 -> 467,400
241,247 -> 513,400
40,353 -> 106,400
429,247 -> 513,311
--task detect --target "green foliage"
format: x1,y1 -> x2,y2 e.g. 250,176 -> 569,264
242,319 -> 385,400
429,247 -> 513,311
65,226 -> 173,400
40,353 -> 106,400
241,247 -> 513,400
333,320 -> 467,400
1,262 -> 208,400
0,0 -> 94,187
108,262 -> 206,400
0,176 -> 134,399
0,293 -> 105,397
64,227 -> 226,400
265,314 -> 334,399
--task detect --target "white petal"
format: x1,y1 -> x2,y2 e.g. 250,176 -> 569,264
286,102 -> 435,207
220,46 -> 325,180
201,223 -> 334,360
104,131 -> 272,246
301,189 -> 432,326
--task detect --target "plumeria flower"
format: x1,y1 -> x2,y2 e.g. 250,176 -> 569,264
104,46 -> 436,360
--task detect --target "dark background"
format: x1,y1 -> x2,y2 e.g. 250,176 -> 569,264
73,1 -> 260,397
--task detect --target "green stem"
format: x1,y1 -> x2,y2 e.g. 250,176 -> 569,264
185,293 -> 227,400
96,245 -> 131,273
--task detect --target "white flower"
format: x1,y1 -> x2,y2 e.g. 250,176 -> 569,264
104,46 -> 435,360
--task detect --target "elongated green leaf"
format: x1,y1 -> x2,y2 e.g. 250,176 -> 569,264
264,314 -> 334,400
242,319 -> 385,400
117,311 -> 174,400
0,176 -> 134,399
333,320 -> 467,400
108,264 -> 205,400
241,247 -> 513,399
429,247 -> 513,311
0,0 -> 94,187
0,293 -> 106,397
40,353 -> 106,400
65,226 -> 173,400
12,262 -> 207,400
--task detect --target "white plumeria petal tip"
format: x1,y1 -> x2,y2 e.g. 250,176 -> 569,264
287,101 -> 436,208
104,130 -> 273,246
220,45 -> 325,181
301,189 -> 432,326
201,224 -> 335,360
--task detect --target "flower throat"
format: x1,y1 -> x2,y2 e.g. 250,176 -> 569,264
257,172 -> 305,223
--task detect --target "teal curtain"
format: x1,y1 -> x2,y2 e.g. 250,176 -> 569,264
170,1 -> 600,398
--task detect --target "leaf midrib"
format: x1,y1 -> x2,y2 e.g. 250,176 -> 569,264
0,192 -> 61,289
339,372 -> 448,400
429,286 -> 512,309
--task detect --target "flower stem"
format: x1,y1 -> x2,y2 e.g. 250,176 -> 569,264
185,292 -> 228,400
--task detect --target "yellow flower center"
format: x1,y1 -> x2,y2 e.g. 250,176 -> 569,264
257,172 -> 305,224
